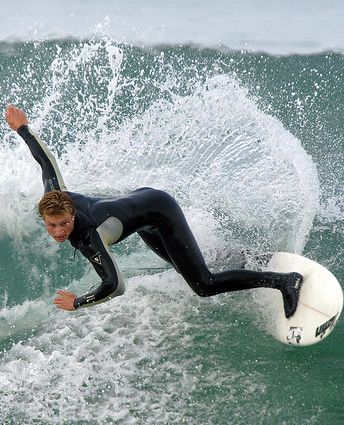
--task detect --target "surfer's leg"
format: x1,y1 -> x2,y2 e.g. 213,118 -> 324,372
200,269 -> 303,318
136,189 -> 302,318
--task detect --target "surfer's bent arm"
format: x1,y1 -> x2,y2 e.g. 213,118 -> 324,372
17,124 -> 67,193
73,228 -> 125,309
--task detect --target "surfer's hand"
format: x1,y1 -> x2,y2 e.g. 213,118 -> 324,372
5,105 -> 29,131
54,290 -> 77,311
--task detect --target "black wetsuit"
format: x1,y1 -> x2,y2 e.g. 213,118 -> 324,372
17,125 -> 301,316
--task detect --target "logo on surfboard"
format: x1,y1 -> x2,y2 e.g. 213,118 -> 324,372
315,314 -> 338,339
287,326 -> 303,344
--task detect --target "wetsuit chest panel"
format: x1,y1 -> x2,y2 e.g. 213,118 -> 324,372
96,217 -> 124,245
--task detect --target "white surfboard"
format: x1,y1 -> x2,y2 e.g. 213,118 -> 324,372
268,252 -> 343,346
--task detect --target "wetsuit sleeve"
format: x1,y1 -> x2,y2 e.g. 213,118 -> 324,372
73,228 -> 125,309
17,124 -> 67,192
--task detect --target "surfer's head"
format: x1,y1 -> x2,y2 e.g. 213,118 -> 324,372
39,191 -> 76,243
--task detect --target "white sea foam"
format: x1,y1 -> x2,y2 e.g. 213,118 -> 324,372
0,272 -> 267,424
1,40 -> 319,253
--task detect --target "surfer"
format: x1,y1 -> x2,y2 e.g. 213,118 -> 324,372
5,105 -> 302,317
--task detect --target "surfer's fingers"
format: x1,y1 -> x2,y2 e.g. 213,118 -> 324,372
53,297 -> 63,304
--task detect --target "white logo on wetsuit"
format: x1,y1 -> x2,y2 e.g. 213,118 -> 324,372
91,253 -> 102,265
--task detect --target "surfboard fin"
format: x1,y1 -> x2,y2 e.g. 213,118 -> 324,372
281,272 -> 303,319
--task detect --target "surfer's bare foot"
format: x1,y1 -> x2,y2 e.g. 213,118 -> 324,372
281,272 -> 303,319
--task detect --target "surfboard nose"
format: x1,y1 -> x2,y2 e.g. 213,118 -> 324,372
269,252 -> 343,346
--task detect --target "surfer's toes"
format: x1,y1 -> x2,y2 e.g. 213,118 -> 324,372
282,272 -> 303,319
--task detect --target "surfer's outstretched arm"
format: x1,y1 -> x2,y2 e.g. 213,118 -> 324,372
5,105 -> 67,193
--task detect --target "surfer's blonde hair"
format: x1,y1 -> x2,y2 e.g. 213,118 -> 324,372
38,190 -> 76,217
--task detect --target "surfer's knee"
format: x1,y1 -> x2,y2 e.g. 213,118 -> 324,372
187,274 -> 217,297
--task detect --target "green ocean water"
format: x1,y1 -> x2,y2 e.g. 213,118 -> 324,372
0,40 -> 343,424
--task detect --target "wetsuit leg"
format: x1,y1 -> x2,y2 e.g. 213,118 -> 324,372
132,189 -> 298,299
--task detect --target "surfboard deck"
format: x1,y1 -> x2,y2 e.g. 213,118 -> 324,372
268,252 -> 343,346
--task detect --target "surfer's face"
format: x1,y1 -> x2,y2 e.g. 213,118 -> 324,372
43,213 -> 75,243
